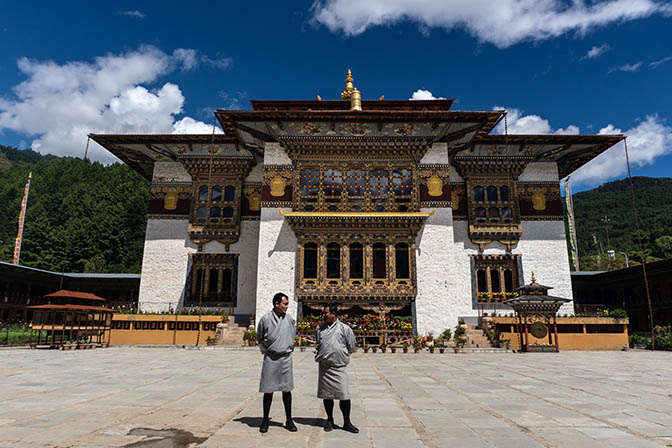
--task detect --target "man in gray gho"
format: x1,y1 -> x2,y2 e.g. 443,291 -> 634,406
314,303 -> 359,433
256,292 -> 297,433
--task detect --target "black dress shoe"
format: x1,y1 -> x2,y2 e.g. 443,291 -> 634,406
324,420 -> 334,432
342,422 -> 359,433
259,419 -> 269,433
285,420 -> 298,432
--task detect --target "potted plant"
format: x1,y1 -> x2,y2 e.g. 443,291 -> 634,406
372,345 -> 378,353
454,336 -> 467,353
390,345 -> 397,353
243,330 -> 257,346
413,342 -> 421,353
441,328 -> 452,342
363,344 -> 369,353
427,331 -> 434,343
429,345 -> 435,354
435,335 -> 445,354
402,343 -> 409,353
380,343 -> 387,353
300,340 -> 308,352
206,336 -> 216,346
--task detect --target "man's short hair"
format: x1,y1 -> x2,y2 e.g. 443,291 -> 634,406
273,292 -> 288,306
323,303 -> 339,315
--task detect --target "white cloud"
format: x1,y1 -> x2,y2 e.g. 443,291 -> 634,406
572,115 -> 672,185
581,43 -> 611,60
493,107 -> 671,187
492,107 -> 580,135
0,46 -> 223,164
172,49 -> 233,71
608,61 -> 643,73
120,10 -> 145,19
409,89 -> 446,100
173,117 -> 222,134
650,55 -> 672,68
311,0 -> 664,48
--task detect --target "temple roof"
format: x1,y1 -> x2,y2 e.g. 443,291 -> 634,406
89,134 -> 250,180
249,99 -> 455,111
465,134 -> 625,179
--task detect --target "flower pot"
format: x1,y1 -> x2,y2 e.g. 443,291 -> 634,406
414,348 -> 420,353
403,348 -> 408,353
372,348 -> 378,353
248,340 -> 256,347
364,348 -> 369,353
391,348 -> 396,353
429,348 -> 435,353
439,348 -> 445,354
421,343 -> 426,348
381,348 -> 386,353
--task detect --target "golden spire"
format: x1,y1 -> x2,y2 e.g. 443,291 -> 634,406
341,69 -> 355,100
531,272 -> 536,283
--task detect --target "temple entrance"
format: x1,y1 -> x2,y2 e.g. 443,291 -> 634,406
298,301 -> 414,347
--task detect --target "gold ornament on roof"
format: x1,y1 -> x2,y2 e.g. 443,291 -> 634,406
531,272 -> 536,283
341,69 -> 355,100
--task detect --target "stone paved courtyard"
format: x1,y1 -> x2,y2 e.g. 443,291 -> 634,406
1,347 -> 671,448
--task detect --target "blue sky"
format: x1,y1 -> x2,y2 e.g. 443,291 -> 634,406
0,0 -> 671,191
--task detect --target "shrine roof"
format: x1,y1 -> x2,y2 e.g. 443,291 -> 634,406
249,99 -> 455,111
89,134 -> 251,181
27,304 -> 113,312
45,290 -> 107,301
465,133 -> 625,178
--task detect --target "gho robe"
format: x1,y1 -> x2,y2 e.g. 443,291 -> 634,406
257,310 -> 296,393
314,320 -> 356,400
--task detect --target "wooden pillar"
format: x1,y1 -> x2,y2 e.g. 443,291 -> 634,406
553,314 -> 559,352
523,315 -> 529,352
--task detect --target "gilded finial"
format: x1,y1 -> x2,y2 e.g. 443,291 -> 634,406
317,95 -> 322,101
28,172 -> 32,179
531,272 -> 536,283
341,69 -> 355,100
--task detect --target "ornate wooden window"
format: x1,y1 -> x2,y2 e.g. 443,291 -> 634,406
186,254 -> 238,307
349,243 -> 364,282
193,183 -> 238,226
303,243 -> 318,281
471,183 -> 515,224
472,254 -> 520,302
294,163 -> 417,212
298,237 -> 415,297
395,243 -> 410,280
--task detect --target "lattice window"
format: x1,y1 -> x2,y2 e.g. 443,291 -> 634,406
472,254 -> 521,302
295,164 -> 417,212
470,181 -> 516,224
192,182 -> 238,226
298,238 -> 414,294
186,254 -> 237,307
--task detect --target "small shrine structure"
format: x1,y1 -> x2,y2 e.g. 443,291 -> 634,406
504,273 -> 570,352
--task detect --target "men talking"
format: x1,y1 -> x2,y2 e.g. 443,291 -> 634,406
314,303 -> 359,433
256,292 -> 297,433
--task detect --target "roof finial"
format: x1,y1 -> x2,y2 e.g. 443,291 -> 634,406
531,272 -> 536,283
341,69 -> 355,100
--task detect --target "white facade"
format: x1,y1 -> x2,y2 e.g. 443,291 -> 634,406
138,154 -> 575,332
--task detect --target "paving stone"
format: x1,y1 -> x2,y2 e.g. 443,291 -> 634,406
0,348 -> 670,447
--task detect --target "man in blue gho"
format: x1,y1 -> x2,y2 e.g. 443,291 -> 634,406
314,303 -> 359,433
256,292 -> 297,433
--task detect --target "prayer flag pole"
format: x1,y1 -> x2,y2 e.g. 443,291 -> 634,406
13,172 -> 32,265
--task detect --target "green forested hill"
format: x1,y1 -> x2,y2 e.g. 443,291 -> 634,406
0,146 -> 149,273
569,177 -> 672,269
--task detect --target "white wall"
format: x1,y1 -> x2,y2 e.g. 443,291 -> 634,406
138,219 -> 196,312
254,207 -> 297,323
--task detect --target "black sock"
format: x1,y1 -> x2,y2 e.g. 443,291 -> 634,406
340,399 -> 351,424
323,399 -> 335,423
262,393 -> 273,422
282,391 -> 293,422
